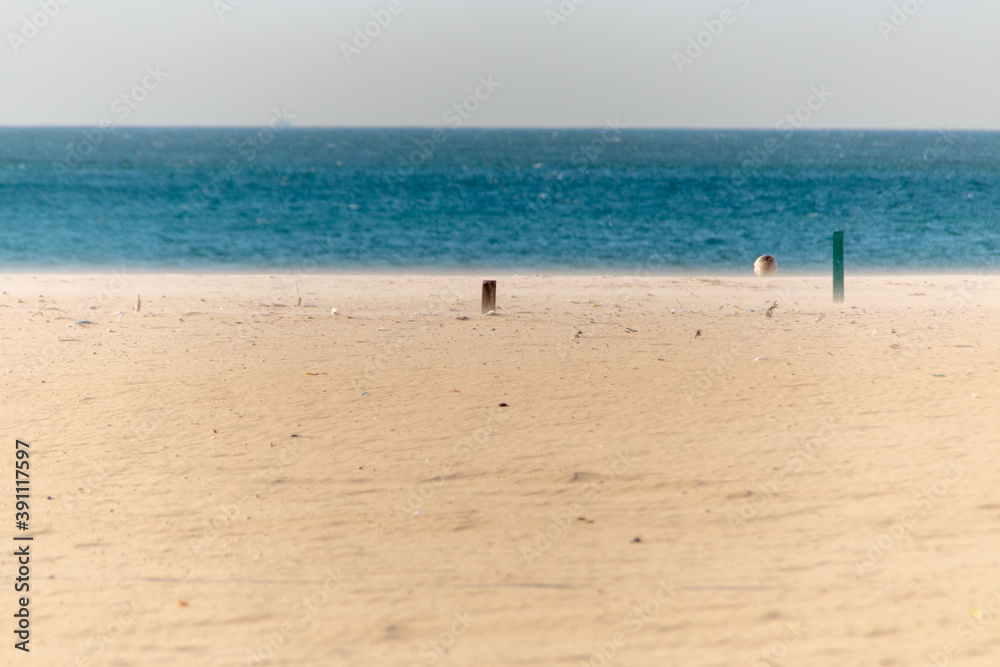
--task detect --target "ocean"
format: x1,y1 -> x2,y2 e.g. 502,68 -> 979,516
2,127 -> 998,273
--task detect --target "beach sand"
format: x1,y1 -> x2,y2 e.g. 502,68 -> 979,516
4,272 -> 1000,666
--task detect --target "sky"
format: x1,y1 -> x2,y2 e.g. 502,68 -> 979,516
0,0 -> 998,129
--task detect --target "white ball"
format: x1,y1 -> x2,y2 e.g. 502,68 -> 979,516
754,255 -> 777,277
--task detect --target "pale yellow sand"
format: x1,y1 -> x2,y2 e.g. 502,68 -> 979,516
3,272 -> 1000,666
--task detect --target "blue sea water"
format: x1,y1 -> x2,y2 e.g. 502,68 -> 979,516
1,127 -> 999,272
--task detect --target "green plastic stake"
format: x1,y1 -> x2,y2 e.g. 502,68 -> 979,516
833,231 -> 844,303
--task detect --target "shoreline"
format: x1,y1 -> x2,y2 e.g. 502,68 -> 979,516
1,266 -> 997,274
1,271 -> 996,309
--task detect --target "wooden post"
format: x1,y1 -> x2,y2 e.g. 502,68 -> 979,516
833,231 -> 844,303
481,280 -> 496,314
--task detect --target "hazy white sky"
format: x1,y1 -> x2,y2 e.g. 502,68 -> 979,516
1,0 -> 997,128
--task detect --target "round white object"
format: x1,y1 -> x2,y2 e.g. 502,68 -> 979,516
754,255 -> 777,277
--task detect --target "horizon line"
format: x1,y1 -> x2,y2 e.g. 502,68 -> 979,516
0,124 -> 988,133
